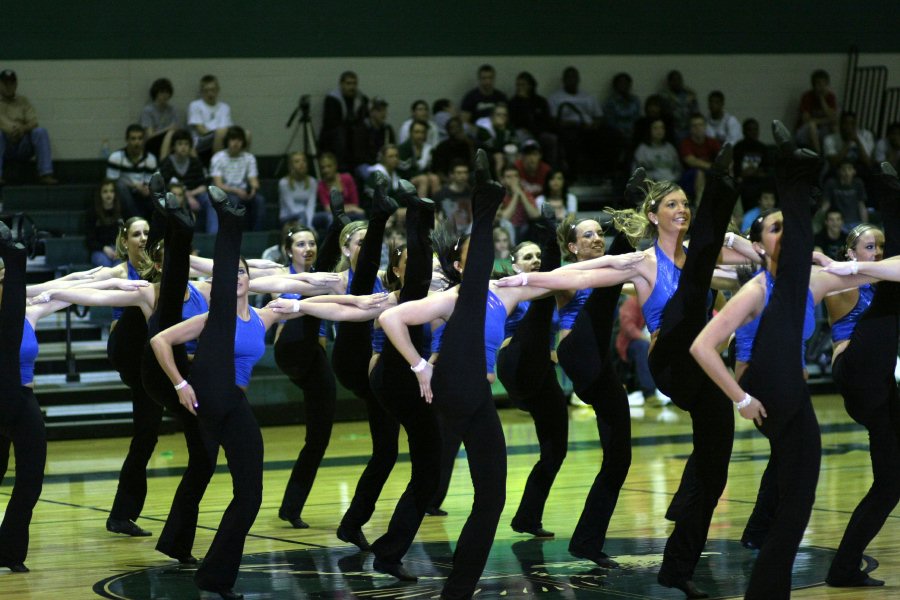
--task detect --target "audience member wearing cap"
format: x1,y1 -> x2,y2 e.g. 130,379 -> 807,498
352,97 -> 396,182
0,69 -> 57,185
514,140 -> 551,197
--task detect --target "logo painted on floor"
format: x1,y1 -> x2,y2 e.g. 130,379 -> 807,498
93,537 -> 845,599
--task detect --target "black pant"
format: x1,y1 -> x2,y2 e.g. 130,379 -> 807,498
430,178 -> 507,600
188,202 -> 264,592
648,167 -> 738,582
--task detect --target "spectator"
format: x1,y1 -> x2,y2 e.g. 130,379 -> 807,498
398,99 -> 440,148
159,129 -> 213,232
140,78 -> 181,160
460,64 -> 508,125
820,161 -> 868,227
476,103 -> 517,176
433,160 -> 473,235
874,121 -> 900,170
498,164 -> 539,243
84,179 -> 123,268
535,169 -> 578,219
432,117 -> 475,180
397,120 -> 440,197
365,144 -> 402,197
615,295 -> 660,406
278,151 -> 322,230
514,139 -> 551,197
432,98 -> 456,141
824,110 -> 875,174
492,226 -> 513,276
740,188 -> 777,233
106,123 -> 157,219
187,74 -> 233,157
632,93 -> 676,150
352,97 -> 396,180
210,126 -> 266,231
320,70 -> 368,170
508,71 -> 557,165
633,118 -> 681,183
661,70 -> 700,141
705,90 -> 742,145
317,152 -> 365,219
814,209 -> 847,261
602,72 -> 641,146
795,69 -> 838,154
678,113 -> 721,200
0,69 -> 57,185
733,118 -> 774,212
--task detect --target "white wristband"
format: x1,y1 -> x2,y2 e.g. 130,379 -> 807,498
735,393 -> 753,410
174,380 -> 189,391
410,358 -> 428,373
850,260 -> 859,275
291,299 -> 301,313
724,232 -> 735,249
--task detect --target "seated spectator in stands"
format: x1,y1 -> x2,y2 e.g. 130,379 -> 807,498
352,97 -> 396,180
398,120 -> 440,197
317,152 -> 365,219
615,295 -> 660,406
476,103 -> 517,176
84,179 -> 123,268
461,64 -> 508,126
508,71 -> 557,165
434,160 -> 473,235
106,123 -> 157,219
632,93 -> 676,151
824,110 -> 875,176
0,69 -> 57,185
159,129 -> 213,232
140,78 -> 181,160
432,98 -> 456,141
535,169 -> 578,219
678,114 -> 721,200
187,74 -> 234,158
498,165 -> 539,243
875,121 -> 900,170
320,71 -> 368,171
705,90 -> 742,145
819,161 -> 868,228
633,118 -> 681,183
602,72 -> 641,146
733,118 -> 774,212
210,126 -> 266,231
814,209 -> 847,261
365,144 -> 403,198
398,99 -> 440,148
514,140 -> 551,197
279,151 -> 323,230
432,117 -> 475,180
795,69 -> 838,154
492,227 -> 514,276
661,70 -> 699,141
740,188 -> 777,233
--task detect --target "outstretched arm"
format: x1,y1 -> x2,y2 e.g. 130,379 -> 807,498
29,285 -> 153,313
249,273 -> 341,297
814,256 -> 900,301
497,265 -> 635,291
267,292 -> 394,322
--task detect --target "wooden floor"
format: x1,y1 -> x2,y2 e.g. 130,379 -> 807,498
0,393 -> 897,599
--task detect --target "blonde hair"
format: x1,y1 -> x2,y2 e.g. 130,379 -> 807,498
335,221 -> 368,272
287,152 -> 312,191
603,179 -> 682,247
115,217 -> 150,262
844,223 -> 883,259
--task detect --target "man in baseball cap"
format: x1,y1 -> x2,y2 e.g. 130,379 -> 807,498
0,69 -> 58,185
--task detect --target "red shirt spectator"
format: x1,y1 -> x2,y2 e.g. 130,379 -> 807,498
679,135 -> 721,166
616,295 -> 646,362
317,173 -> 360,209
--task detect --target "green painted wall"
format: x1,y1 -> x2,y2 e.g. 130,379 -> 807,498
4,0 -> 899,60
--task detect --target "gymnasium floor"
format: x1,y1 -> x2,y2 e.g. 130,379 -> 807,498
0,393 -> 896,599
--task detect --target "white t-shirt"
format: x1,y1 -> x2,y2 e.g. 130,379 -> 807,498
211,150 -> 257,188
187,99 -> 233,141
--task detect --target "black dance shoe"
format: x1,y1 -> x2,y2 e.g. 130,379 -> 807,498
373,557 -> 418,582
330,188 -> 352,227
425,506 -> 447,516
657,571 -> 709,599
0,560 -> 29,573
473,148 -> 491,188
625,166 -> 648,207
208,185 -> 246,218
198,585 -> 244,599
881,161 -> 900,192
569,545 -> 619,568
370,171 -> 399,219
511,519 -> 555,538
278,510 -> 310,529
106,517 -> 152,537
826,569 -> 885,587
336,524 -> 371,551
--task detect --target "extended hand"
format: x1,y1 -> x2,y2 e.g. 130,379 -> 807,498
609,252 -> 646,269
354,291 -> 390,309
495,273 -> 527,287
177,384 -> 199,416
738,394 -> 767,426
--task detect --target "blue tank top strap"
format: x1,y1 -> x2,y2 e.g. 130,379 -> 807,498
830,283 -> 874,343
558,288 -> 590,330
19,318 -> 39,385
234,308 -> 266,387
641,243 -> 683,333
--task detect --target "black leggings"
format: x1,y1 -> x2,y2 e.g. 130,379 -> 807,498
827,171 -> 900,582
496,223 -> 566,532
556,231 -> 634,556
368,198 -> 441,565
188,203 -> 264,592
739,152 -> 819,600
648,167 -> 738,583
0,244 -> 46,566
430,179 -> 506,600
276,219 -> 342,522
333,210 -> 401,530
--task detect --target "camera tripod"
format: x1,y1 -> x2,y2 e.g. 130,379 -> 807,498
276,95 -> 320,179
